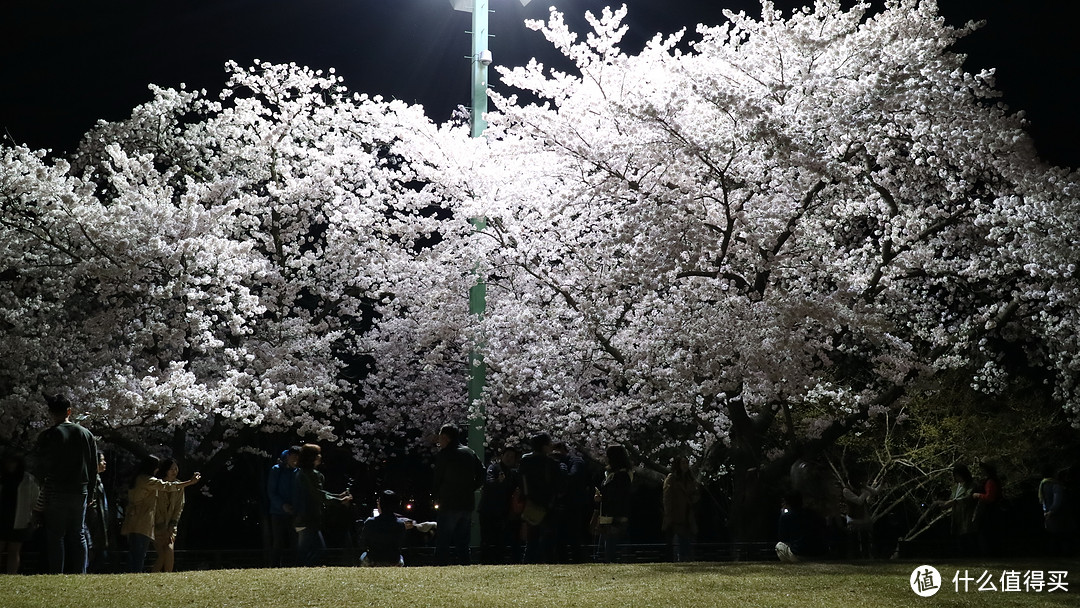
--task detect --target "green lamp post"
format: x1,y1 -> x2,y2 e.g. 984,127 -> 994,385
449,0 -> 536,467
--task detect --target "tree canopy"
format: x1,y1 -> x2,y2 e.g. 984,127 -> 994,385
2,3 -> 1077,534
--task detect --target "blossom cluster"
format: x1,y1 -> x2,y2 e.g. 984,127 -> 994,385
2,1 -> 1076,469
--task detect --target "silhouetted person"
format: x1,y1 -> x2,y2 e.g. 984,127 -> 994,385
520,432 -> 563,563
595,444 -> 633,563
432,424 -> 484,565
34,393 -> 98,574
775,492 -> 826,563
361,490 -> 409,567
0,449 -> 40,574
267,446 -> 300,567
933,464 -> 976,557
972,461 -> 1002,556
84,451 -> 109,572
1039,468 -> 1073,556
552,441 -> 589,563
293,444 -> 352,566
662,455 -> 700,562
478,445 -> 521,564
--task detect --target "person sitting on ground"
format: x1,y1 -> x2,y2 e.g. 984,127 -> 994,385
360,490 -> 410,567
775,491 -> 826,563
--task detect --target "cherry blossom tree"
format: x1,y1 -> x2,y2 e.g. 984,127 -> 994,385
3,1 -> 1077,546
1,62 -> 478,458
469,0 -> 1079,537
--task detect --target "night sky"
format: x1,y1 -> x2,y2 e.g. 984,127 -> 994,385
3,0 -> 1079,168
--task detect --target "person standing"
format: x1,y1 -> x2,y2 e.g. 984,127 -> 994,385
150,458 -> 190,572
267,447 -> 300,567
934,464 -> 977,557
972,461 -> 1003,556
552,441 -> 589,563
432,424 -> 484,566
34,393 -> 98,574
84,452 -> 110,572
1038,468 -> 1072,556
595,444 -> 633,563
120,456 -> 200,573
293,444 -> 352,566
519,432 -> 563,564
662,455 -> 700,562
478,445 -> 521,564
0,450 -> 40,574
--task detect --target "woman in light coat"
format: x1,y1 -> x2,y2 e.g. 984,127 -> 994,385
151,458 -> 190,572
120,456 -> 200,572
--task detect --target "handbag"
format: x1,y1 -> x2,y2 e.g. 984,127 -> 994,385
590,508 -> 614,535
521,500 -> 547,526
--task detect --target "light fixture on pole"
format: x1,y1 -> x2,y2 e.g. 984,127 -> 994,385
450,0 -> 535,138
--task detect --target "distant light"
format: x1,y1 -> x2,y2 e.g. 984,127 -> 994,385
449,0 -> 534,12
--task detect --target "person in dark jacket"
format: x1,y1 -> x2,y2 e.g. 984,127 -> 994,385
1039,468 -> 1072,556
595,444 -> 633,563
34,393 -> 98,574
361,490 -> 409,566
972,460 -> 1003,557
432,424 -> 484,565
292,444 -> 351,566
478,445 -> 521,564
267,446 -> 299,566
84,451 -> 109,573
552,441 -> 590,563
519,432 -> 564,563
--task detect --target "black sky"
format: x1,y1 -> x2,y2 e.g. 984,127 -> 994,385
3,1 -> 1079,168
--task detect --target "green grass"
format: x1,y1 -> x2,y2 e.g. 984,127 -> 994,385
4,561 -> 1077,607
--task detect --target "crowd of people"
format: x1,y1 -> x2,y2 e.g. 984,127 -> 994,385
261,427 -> 702,568
0,395 -> 201,574
931,461 -> 1076,559
0,395 -> 1076,574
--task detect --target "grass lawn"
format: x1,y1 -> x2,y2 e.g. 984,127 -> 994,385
4,560 -> 1077,608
